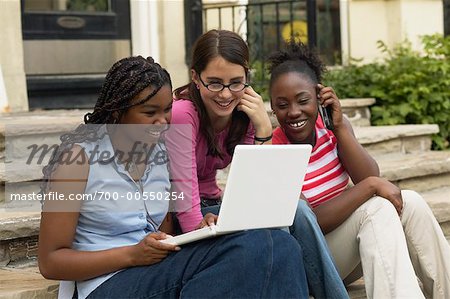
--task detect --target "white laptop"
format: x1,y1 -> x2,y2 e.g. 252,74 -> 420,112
161,144 -> 312,246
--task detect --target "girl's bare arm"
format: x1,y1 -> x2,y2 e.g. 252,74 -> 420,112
38,146 -> 178,281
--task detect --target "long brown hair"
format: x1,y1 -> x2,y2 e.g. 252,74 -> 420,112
174,29 -> 250,158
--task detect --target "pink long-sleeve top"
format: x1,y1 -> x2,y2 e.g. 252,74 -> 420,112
167,99 -> 254,232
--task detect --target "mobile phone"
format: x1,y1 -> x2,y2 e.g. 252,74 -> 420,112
318,104 -> 334,131
316,85 -> 334,131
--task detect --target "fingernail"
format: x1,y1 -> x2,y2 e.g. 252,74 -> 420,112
175,246 -> 181,251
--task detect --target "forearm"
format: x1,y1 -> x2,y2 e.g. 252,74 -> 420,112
177,207 -> 203,232
171,178 -> 203,232
39,245 -> 134,281
333,121 -> 379,183
313,176 -> 378,234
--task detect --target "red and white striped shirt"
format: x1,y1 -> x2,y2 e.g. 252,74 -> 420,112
273,117 -> 349,208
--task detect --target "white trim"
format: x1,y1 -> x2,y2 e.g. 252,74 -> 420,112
339,0 -> 350,66
130,0 -> 160,60
0,65 -> 9,113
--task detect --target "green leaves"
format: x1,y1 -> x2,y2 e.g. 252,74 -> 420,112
324,34 -> 450,150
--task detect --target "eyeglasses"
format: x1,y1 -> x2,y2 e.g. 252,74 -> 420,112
198,74 -> 248,92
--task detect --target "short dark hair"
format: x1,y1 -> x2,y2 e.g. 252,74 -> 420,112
268,39 -> 326,93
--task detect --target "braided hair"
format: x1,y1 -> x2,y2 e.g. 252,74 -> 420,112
268,39 -> 327,92
41,56 -> 171,193
174,29 -> 250,158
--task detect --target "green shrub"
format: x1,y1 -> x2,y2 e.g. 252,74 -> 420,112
324,34 -> 450,150
250,60 -> 270,102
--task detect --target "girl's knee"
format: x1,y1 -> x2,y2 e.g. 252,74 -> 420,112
401,189 -> 432,219
360,196 -> 398,219
270,229 -> 303,255
401,190 -> 426,209
234,230 -> 302,266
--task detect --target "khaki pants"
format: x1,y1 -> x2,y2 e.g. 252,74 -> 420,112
325,190 -> 450,299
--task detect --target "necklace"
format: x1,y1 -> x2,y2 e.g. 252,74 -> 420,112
128,159 -> 159,231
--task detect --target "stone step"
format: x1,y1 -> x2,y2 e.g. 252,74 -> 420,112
0,265 -> 58,299
340,98 -> 376,127
347,278 -> 367,299
353,124 -> 439,155
421,187 -> 450,237
376,151 -> 450,192
0,109 -> 86,159
0,212 -> 41,266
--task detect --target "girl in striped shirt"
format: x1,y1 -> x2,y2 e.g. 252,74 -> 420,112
269,40 -> 450,299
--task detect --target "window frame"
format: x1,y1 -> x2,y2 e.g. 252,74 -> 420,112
21,0 -> 131,40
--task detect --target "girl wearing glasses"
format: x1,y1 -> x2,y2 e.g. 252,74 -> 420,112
171,29 -> 273,231
168,29 -> 349,299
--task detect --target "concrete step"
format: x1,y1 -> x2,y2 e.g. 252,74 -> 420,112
0,181 -> 42,206
353,124 -> 439,155
0,109 -> 86,159
340,98 -> 376,127
376,151 -> 450,192
0,212 -> 41,266
421,187 -> 450,237
0,265 -> 58,299
347,278 -> 367,299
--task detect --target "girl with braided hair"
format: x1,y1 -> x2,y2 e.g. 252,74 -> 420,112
38,56 -> 309,298
269,40 -> 450,298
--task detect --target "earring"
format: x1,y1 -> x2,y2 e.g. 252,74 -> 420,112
196,84 -> 200,89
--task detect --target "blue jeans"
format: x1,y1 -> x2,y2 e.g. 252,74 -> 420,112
87,229 -> 309,298
201,203 -> 348,298
200,204 -> 221,216
290,200 -> 349,299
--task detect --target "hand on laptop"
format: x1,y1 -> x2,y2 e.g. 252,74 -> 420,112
131,232 -> 180,266
196,213 -> 218,230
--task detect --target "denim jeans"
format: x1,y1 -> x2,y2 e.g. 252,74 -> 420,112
87,229 -> 309,298
290,200 -> 349,299
200,204 -> 221,216
201,202 -> 348,298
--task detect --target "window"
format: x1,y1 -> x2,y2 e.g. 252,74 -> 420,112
21,0 -> 130,39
